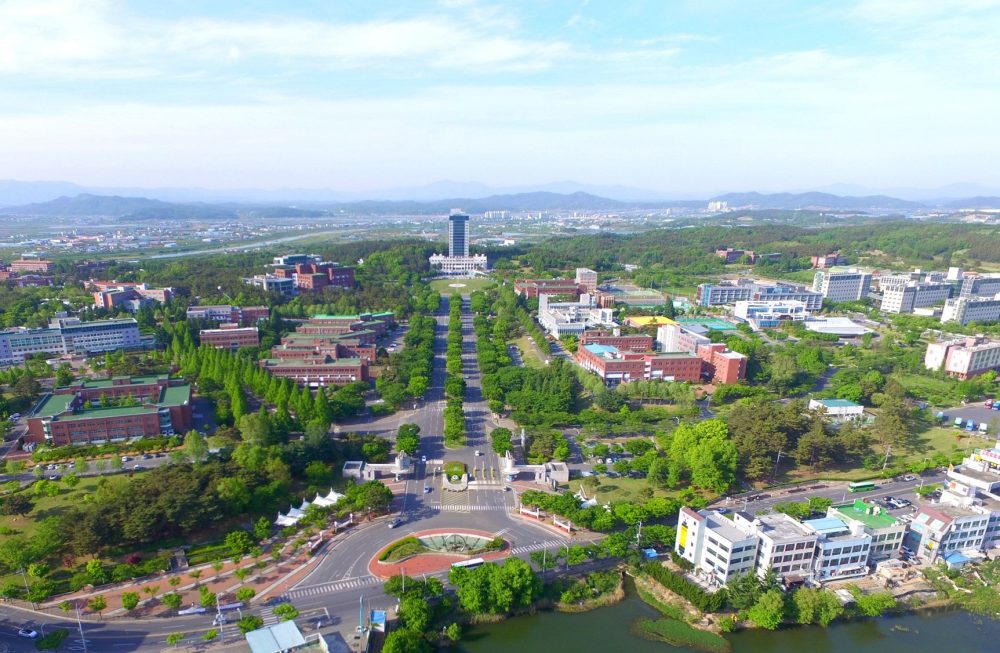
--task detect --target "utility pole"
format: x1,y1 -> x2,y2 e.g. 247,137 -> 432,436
772,449 -> 783,482
882,446 -> 891,471
216,592 -> 225,642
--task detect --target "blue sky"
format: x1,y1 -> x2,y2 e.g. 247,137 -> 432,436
1,0 -> 999,194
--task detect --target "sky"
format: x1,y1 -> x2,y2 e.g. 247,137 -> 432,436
2,0 -> 1000,195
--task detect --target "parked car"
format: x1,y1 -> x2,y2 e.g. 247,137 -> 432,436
121,456 -> 130,462
17,628 -> 38,639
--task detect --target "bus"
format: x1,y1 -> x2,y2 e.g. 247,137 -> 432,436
451,557 -> 485,570
848,481 -> 876,493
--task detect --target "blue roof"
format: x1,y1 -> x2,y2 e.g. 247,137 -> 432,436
584,343 -> 619,357
804,517 -> 849,535
944,551 -> 971,564
245,621 -> 306,653
815,399 -> 862,408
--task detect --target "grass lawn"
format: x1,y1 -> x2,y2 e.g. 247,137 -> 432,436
513,334 -> 546,369
0,475 -> 115,540
778,424 -> 974,484
565,475 -> 698,505
429,277 -> 497,295
892,373 -> 963,406
443,461 -> 466,479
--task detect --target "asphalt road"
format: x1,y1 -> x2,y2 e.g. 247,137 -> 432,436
282,295 -> 579,642
714,468 -> 948,517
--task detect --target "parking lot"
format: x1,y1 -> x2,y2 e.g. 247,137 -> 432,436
938,402 -> 1000,436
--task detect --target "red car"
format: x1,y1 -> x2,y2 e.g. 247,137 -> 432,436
987,399 -> 994,408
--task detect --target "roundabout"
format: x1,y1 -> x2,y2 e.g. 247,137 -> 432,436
369,528 -> 510,578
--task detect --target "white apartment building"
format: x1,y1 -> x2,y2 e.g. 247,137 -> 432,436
676,508 -> 759,587
925,336 -> 1000,380
803,517 -> 872,582
812,270 -> 872,303
428,254 -> 488,275
880,281 -> 952,314
942,294 -> 1000,325
733,512 -> 817,581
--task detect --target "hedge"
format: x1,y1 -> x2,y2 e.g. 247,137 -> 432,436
640,562 -> 726,613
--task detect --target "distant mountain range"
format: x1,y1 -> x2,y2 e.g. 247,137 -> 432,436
4,187 -> 1000,219
709,191 -> 925,210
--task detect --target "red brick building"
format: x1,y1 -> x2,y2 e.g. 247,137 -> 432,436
579,330 -> 653,352
199,325 -> 260,350
26,376 -> 193,445
576,343 -> 702,385
514,278 -> 582,299
273,262 -> 355,291
10,258 -> 54,274
697,343 -> 748,385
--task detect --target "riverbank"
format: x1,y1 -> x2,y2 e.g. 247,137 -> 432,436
459,585 -> 1000,653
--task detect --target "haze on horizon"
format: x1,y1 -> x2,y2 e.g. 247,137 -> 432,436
2,0 -> 1000,195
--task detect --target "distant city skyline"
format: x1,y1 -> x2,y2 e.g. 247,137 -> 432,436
2,1 -> 1000,193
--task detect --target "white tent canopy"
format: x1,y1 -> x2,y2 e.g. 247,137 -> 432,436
273,488 -> 344,527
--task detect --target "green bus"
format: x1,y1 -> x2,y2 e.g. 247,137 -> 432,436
848,481 -> 876,493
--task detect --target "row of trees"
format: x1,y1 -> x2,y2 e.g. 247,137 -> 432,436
444,295 -> 466,447
377,312 -> 437,411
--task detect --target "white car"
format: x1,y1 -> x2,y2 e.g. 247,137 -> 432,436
18,628 -> 39,639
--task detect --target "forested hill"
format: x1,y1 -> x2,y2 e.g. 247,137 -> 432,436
514,221 -> 1000,273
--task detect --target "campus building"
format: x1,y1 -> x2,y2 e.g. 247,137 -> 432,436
808,398 -> 866,422
924,336 -> 1000,379
715,248 -> 757,264
696,279 -> 822,310
959,274 -> 1000,299
576,344 -> 703,385
199,325 -> 260,350
575,267 -> 598,294
812,269 -> 872,302
879,280 -> 952,314
907,500 -> 991,565
257,313 -> 392,387
537,294 -> 617,338
733,300 -> 809,330
9,258 -> 54,274
941,294 -> 1000,325
655,323 -> 747,384
26,375 -> 193,445
428,210 -> 488,275
578,330 -> 653,352
91,282 -> 174,312
270,256 -> 355,291
676,508 -> 759,587
514,278 -> 583,299
186,305 -> 270,325
811,253 -> 848,269
0,318 -> 141,365
244,274 -> 296,298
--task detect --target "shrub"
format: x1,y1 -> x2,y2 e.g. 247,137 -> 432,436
640,562 -> 725,613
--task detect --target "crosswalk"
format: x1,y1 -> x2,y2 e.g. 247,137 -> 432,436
282,574 -> 383,600
511,539 -> 568,555
260,605 -> 279,627
439,504 -> 509,511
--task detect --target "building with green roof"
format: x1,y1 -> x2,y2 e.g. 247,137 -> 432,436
829,499 -> 906,560
26,375 -> 193,446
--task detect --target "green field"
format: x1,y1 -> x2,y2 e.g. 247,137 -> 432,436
0,475 -> 113,539
429,277 -> 497,295
513,334 -> 547,369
